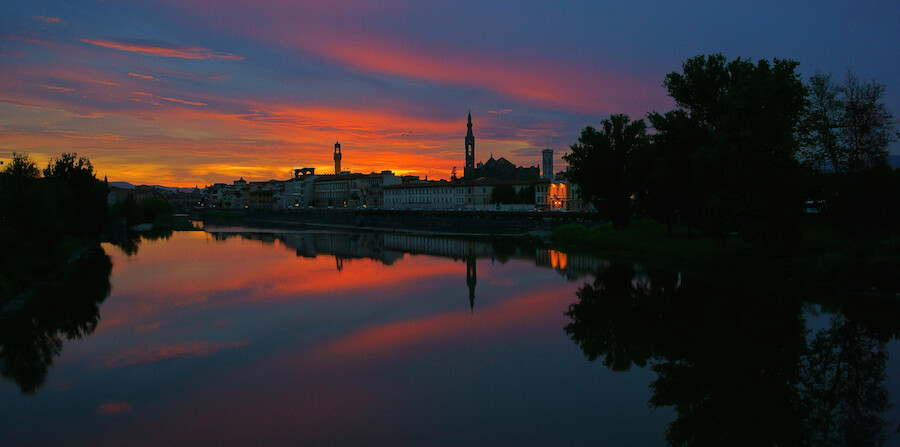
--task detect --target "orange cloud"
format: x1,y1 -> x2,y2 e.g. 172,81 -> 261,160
81,37 -> 243,60
0,58 -> 545,186
128,72 -> 156,80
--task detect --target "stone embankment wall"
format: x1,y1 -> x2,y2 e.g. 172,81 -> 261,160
238,209 -> 600,235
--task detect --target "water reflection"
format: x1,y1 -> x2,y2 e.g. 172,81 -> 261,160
3,228 -> 898,446
206,230 -> 604,311
108,228 -> 174,257
565,263 -> 899,446
0,247 -> 112,394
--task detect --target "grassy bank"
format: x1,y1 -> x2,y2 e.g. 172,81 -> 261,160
551,220 -> 899,293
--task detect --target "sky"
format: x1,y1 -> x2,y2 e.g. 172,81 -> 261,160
2,0 -> 898,187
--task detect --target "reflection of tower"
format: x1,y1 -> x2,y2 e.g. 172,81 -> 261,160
334,141 -> 342,174
466,253 -> 477,312
542,148 -> 554,180
464,111 -> 475,180
336,256 -> 343,271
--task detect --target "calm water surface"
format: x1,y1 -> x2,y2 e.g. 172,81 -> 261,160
1,228 -> 898,446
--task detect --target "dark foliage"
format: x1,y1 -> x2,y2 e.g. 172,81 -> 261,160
565,262 -> 898,446
659,54 -> 807,245
1,152 -> 109,301
563,114 -> 648,228
0,247 -> 112,394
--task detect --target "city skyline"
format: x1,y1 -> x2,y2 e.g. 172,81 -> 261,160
2,1 -> 899,187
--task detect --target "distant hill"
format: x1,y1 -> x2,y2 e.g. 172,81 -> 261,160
108,182 -> 197,193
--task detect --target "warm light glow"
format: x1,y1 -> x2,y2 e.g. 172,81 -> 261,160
548,249 -> 567,270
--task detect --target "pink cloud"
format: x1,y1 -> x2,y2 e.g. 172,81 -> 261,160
155,1 -> 664,114
159,96 -> 207,107
81,37 -> 243,60
37,84 -> 75,93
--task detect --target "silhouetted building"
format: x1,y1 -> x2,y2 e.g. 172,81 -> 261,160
464,111 -> 475,180
542,149 -> 554,180
472,155 -> 539,181
334,141 -> 342,174
285,168 -> 318,207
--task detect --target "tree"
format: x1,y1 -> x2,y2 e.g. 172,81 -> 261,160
0,152 -> 47,241
799,71 -> 843,173
800,70 -> 896,174
643,110 -> 708,235
42,153 -> 108,237
839,70 -> 895,173
563,114 -> 648,228
491,185 -> 515,204
799,70 -> 897,233
657,54 -> 807,245
515,185 -> 535,204
3,152 -> 40,180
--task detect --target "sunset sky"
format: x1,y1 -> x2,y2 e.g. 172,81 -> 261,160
2,1 -> 898,187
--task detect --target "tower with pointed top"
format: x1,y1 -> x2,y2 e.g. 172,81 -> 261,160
464,111 -> 475,180
333,141 -> 342,174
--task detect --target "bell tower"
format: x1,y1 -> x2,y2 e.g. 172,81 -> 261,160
464,111 -> 475,180
334,141 -> 342,174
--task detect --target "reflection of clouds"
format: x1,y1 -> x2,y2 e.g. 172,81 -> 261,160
96,401 -> 133,415
96,233 -> 461,334
316,288 -> 565,360
100,341 -> 249,369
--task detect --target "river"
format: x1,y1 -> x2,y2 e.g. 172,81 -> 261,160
1,227 -> 898,446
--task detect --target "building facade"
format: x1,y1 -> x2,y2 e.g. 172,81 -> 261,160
384,181 -> 468,209
314,171 -> 399,208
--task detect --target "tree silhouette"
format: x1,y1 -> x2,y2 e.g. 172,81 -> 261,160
800,315 -> 891,446
0,247 -> 112,394
563,262 -> 899,446
657,54 -> 807,245
563,114 -> 648,228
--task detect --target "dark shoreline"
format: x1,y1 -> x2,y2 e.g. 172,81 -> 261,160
193,208 -> 602,237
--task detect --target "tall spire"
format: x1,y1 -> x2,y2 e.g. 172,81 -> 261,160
464,110 -> 475,180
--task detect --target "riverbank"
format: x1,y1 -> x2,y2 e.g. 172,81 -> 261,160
551,220 -> 900,295
193,208 -> 600,237
190,209 -> 898,295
